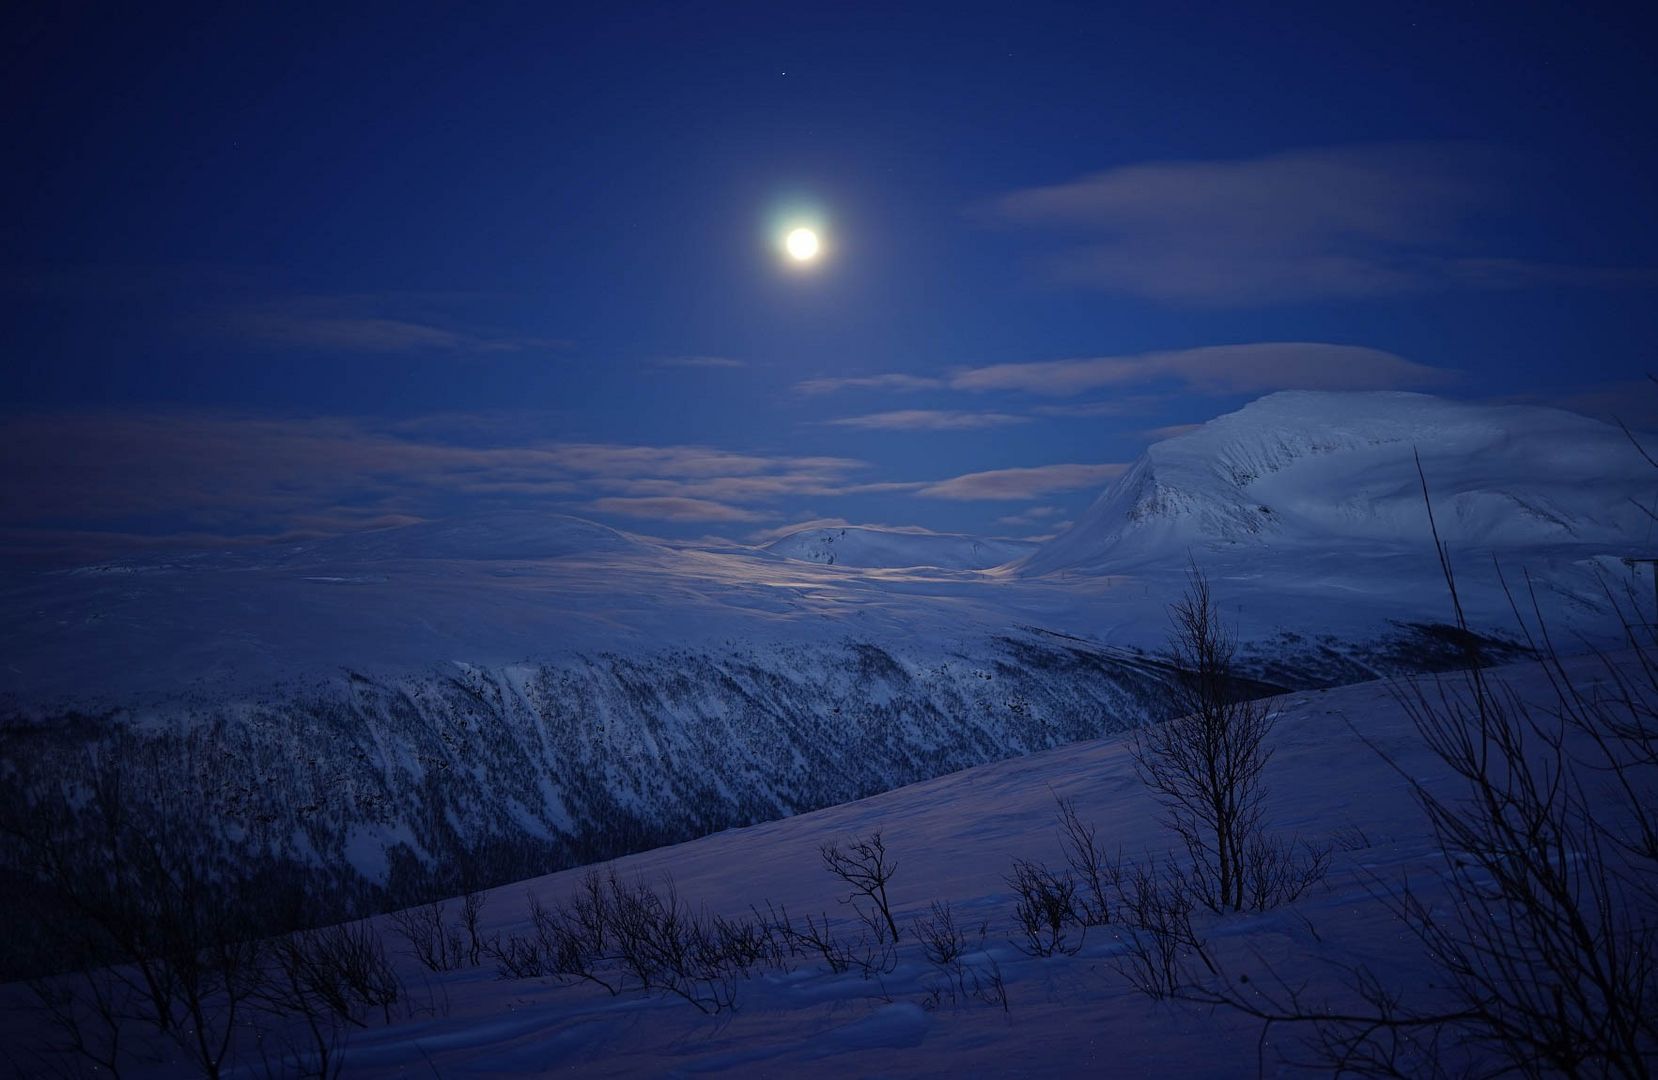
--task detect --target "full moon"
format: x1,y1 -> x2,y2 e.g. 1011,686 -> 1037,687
785,227 -> 820,261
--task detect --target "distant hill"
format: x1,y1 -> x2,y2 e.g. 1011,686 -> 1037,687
763,525 -> 1035,569
1019,390 -> 1656,576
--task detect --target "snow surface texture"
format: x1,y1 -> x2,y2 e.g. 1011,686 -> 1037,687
0,391 -> 1653,931
5,651 -> 1645,1076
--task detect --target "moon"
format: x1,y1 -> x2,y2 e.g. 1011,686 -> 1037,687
785,227 -> 820,261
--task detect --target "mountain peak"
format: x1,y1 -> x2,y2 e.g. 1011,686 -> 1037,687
1019,391 -> 1652,576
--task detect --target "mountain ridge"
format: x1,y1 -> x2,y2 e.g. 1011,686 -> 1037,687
1018,390 -> 1654,576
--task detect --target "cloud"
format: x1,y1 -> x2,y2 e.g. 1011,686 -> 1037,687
211,296 -> 570,354
1028,395 -> 1169,418
0,411 -> 870,559
797,344 -> 1448,405
951,343 -> 1452,396
997,505 -> 1063,526
1143,422 -> 1205,440
586,497 -> 763,522
917,463 -> 1128,501
230,312 -> 471,352
657,355 -> 747,369
795,374 -> 945,395
826,409 -> 1029,431
1500,379 -> 1658,430
1448,258 -> 1658,290
987,143 -> 1652,305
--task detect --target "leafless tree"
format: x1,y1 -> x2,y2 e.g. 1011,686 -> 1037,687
821,831 -> 901,944
1135,567 -> 1315,912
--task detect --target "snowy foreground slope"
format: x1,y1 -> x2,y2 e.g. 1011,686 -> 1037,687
4,650 -> 1643,1077
1,391 -> 1653,962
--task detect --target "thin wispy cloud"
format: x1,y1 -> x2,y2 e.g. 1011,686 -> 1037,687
0,412 -> 869,554
1449,258 -> 1658,290
826,410 -> 1029,431
795,374 -> 945,395
989,143 -> 1653,305
656,355 -> 747,369
954,343 -> 1451,397
918,463 -> 1128,501
1027,395 -> 1169,418
1500,379 -> 1658,429
793,344 -> 1449,402
211,296 -> 570,354
587,497 -> 763,522
996,505 -> 1063,526
1143,422 -> 1204,440
0,406 -> 1155,561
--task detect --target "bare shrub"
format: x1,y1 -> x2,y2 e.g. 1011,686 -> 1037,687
1243,832 -> 1329,911
493,869 -> 768,1012
1055,796 -> 1112,926
820,831 -> 901,944
1111,857 -> 1207,999
1005,858 -> 1082,957
913,901 -> 1007,1013
23,968 -> 130,1079
704,913 -> 781,975
263,919 -> 402,1026
389,900 -> 465,973
245,916 -> 402,1079
975,955 -> 1010,1013
1318,459 -> 1658,1074
762,903 -> 855,975
4,769 -> 268,1079
1176,458 -> 1658,1076
1330,823 -> 1373,851
1369,631 -> 1658,1074
458,889 -> 487,967
913,900 -> 968,967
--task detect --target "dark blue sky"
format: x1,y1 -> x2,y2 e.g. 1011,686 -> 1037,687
4,1 -> 1656,561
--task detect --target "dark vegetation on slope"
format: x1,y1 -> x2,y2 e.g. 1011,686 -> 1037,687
4,558 -> 1652,1078
0,635 -> 1175,982
0,619 -> 1533,988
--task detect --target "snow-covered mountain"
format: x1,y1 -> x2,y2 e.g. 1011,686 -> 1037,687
1021,391 -> 1656,575
5,651 -> 1646,1076
2,391 -> 1652,963
764,525 -> 1035,569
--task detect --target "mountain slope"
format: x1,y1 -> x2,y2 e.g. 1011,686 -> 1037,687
1020,391 -> 1656,576
1,391 -> 1652,967
7,651 -> 1644,1077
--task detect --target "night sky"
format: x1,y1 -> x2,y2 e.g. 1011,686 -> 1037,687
4,2 -> 1656,563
